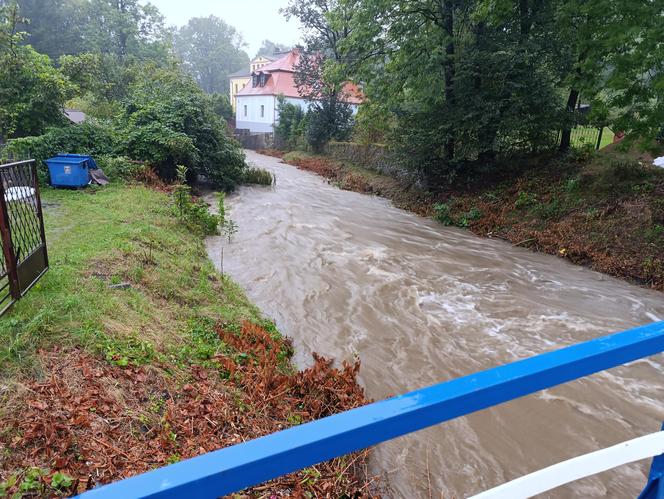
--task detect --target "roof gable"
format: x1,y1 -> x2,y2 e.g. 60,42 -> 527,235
236,49 -> 363,104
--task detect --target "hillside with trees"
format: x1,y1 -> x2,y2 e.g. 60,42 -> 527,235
0,0 -> 245,189
278,0 -> 663,178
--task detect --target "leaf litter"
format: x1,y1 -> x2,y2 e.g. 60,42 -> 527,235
0,321 -> 379,498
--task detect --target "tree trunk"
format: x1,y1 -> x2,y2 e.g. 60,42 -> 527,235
441,0 -> 455,161
519,0 -> 531,39
473,21 -> 497,163
559,88 -> 579,152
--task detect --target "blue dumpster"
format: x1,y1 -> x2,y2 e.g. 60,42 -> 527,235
45,155 -> 93,188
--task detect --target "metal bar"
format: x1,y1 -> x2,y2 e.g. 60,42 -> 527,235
30,160 -> 48,269
77,321 -> 664,499
596,127 -> 604,150
0,159 -> 34,171
638,423 -> 664,499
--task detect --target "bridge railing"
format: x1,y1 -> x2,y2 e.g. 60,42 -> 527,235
77,321 -> 664,499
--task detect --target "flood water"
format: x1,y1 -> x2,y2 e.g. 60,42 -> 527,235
206,150 -> 664,498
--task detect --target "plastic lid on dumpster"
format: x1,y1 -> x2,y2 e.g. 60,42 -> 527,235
55,153 -> 98,169
45,156 -> 88,165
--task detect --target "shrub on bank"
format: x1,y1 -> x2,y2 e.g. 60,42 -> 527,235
243,167 -> 275,186
119,67 -> 246,190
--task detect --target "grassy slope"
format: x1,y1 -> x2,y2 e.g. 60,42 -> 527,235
280,147 -> 664,291
0,184 -> 258,373
0,184 -> 370,497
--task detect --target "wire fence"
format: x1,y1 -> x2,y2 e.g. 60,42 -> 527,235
557,126 -> 615,151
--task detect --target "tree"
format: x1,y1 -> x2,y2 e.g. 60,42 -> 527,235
334,0 -> 567,182
82,0 -> 168,59
7,0 -> 170,62
274,95 -> 306,150
11,0 -> 88,58
209,93 -> 234,122
281,0 -> 357,151
255,39 -> 290,58
0,3 -> 72,142
174,16 -> 249,94
556,0 -> 664,147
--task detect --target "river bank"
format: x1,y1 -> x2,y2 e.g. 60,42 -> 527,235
265,146 -> 664,292
0,183 -> 372,497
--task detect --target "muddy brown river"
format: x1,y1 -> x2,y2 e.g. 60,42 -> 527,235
206,150 -> 664,498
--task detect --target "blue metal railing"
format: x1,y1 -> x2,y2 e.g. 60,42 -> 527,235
78,321 -> 664,499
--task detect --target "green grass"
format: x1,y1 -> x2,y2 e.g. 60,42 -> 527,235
243,167 -> 275,186
282,150 -> 314,163
0,183 -> 264,375
571,126 -> 615,149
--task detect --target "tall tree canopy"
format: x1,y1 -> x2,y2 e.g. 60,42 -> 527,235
10,0 -> 169,60
330,0 -> 664,183
0,3 -> 72,142
174,15 -> 249,94
282,0 -> 356,151
255,39 -> 290,58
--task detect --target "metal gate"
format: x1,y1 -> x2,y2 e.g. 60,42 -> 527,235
0,160 -> 48,315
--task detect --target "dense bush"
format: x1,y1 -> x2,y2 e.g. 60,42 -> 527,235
243,167 -> 275,186
96,155 -> 145,182
305,102 -> 353,153
173,166 -> 220,236
209,93 -> 234,122
118,66 -> 246,190
0,5 -> 72,142
5,121 -> 119,166
274,95 -> 353,153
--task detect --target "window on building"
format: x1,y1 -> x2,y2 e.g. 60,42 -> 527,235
244,105 -> 247,117
260,105 -> 265,118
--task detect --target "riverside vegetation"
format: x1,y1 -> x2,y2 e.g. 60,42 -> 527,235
265,0 -> 664,294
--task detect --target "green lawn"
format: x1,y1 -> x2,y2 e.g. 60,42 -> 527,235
571,126 -> 615,149
0,183 -> 261,375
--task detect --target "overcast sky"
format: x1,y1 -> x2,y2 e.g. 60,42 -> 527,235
147,0 -> 302,58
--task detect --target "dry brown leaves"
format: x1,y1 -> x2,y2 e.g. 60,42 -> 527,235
257,149 -> 286,159
0,322 -> 377,498
286,157 -> 343,181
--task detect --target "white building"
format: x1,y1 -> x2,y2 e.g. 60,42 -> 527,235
235,49 -> 361,133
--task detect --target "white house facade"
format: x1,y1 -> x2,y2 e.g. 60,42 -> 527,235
234,49 -> 362,134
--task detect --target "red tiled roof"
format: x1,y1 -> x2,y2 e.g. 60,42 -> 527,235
258,49 -> 299,73
236,49 -> 363,104
237,70 -> 301,99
